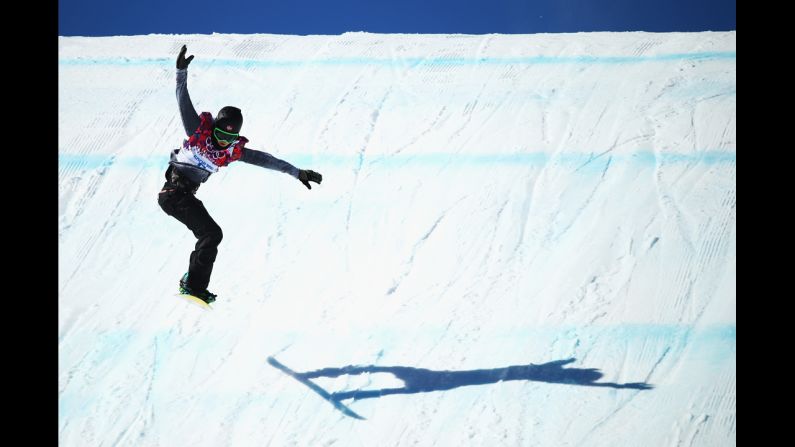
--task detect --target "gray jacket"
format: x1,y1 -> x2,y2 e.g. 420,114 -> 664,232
169,68 -> 300,186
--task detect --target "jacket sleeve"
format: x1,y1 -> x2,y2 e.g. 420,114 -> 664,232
176,68 -> 200,136
239,148 -> 301,178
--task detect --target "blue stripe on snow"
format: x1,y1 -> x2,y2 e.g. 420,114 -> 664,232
58,52 -> 736,68
58,150 -> 736,171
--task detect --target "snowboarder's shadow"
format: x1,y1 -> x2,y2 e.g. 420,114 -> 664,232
297,358 -> 653,401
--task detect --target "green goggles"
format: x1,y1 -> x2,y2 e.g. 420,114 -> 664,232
213,127 -> 239,144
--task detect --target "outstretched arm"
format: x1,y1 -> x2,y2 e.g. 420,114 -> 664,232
240,148 -> 323,189
176,45 -> 200,136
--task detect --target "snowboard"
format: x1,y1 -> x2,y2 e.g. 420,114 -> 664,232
175,293 -> 213,310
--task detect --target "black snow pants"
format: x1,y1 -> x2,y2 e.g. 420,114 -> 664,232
158,178 -> 223,293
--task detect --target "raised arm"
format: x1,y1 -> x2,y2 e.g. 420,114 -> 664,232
176,45 -> 200,136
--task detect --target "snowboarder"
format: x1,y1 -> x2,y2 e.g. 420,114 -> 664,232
158,45 -> 322,304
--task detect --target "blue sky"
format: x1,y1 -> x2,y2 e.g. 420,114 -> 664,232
59,0 -> 735,36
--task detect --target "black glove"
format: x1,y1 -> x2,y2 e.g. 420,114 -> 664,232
298,169 -> 322,190
177,45 -> 194,69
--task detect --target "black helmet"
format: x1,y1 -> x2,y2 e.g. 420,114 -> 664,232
215,106 -> 243,134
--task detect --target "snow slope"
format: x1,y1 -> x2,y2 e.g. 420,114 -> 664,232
59,32 -> 736,446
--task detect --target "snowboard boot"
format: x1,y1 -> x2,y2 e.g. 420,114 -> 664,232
178,272 -> 217,304
179,272 -> 189,290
